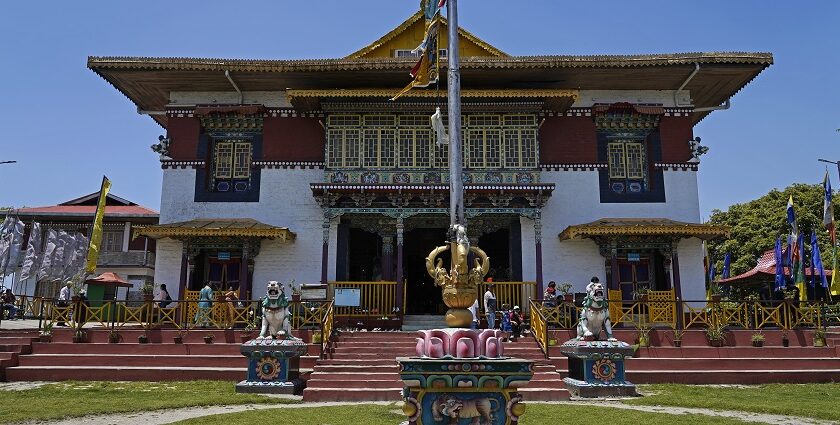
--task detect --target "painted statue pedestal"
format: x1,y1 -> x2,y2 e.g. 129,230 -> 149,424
398,329 -> 534,425
235,335 -> 308,394
560,339 -> 637,398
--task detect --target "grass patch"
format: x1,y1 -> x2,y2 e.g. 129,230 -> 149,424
0,381 -> 295,423
627,383 -> 840,421
173,403 -> 748,425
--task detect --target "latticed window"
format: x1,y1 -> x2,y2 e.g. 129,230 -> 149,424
212,139 -> 253,192
325,113 -> 538,170
214,140 -> 251,179
608,140 -> 646,179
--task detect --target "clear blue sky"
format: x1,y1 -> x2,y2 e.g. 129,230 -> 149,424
1,1 -> 838,218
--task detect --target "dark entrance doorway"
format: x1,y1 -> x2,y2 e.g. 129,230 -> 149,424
403,227 -> 446,314
348,228 -> 381,281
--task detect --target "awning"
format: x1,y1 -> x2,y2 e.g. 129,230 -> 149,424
136,218 -> 295,241
559,218 -> 729,241
85,272 -> 131,287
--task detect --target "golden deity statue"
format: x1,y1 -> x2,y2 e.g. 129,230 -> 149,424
425,224 -> 490,327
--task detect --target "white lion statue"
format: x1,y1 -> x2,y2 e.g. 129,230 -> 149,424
259,281 -> 292,339
576,278 -> 617,341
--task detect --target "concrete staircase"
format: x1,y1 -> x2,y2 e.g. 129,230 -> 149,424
547,328 -> 840,384
4,329 -> 319,382
302,331 -> 570,402
0,330 -> 38,380
401,315 -> 446,331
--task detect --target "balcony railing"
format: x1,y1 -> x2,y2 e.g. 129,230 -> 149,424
96,251 -> 155,267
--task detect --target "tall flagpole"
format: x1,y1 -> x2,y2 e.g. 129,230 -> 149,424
447,0 -> 464,227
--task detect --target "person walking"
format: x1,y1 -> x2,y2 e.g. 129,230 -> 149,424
56,282 -> 72,326
483,283 -> 497,329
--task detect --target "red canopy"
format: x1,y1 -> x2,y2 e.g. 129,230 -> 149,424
85,272 -> 132,287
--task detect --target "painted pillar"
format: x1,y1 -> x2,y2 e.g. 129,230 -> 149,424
671,245 -> 684,329
321,217 -> 330,286
610,248 -> 620,291
239,240 -> 250,297
382,236 -> 394,281
395,217 -> 405,314
533,213 -> 544,296
178,244 -> 188,300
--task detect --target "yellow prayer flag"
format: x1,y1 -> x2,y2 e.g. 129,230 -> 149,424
85,176 -> 112,273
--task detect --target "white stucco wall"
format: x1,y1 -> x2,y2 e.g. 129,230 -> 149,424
573,90 -> 691,108
154,238 -> 184,298
522,169 -> 704,295
158,167 -> 328,297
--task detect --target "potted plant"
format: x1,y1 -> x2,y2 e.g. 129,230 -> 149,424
141,283 -> 155,302
558,283 -> 574,302
781,330 -> 790,347
108,330 -> 122,344
813,328 -> 827,347
291,281 -> 301,302
636,324 -> 652,347
782,289 -> 797,305
39,323 -> 53,343
138,333 -> 149,344
173,330 -> 187,344
72,329 -> 87,343
705,325 -> 725,347
751,331 -> 765,347
203,333 -> 215,344
672,328 -> 686,348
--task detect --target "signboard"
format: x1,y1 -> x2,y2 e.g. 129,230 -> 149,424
217,252 -> 231,261
627,253 -> 640,262
301,287 -> 328,300
334,288 -> 361,307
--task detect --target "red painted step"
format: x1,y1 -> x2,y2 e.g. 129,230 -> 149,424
6,366 -> 243,382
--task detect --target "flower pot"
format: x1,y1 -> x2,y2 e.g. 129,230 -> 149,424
711,294 -> 721,303
39,335 -> 52,343
673,339 -> 682,348
709,339 -> 723,347
782,338 -> 789,347
173,336 -> 183,344
108,335 -> 121,344
138,335 -> 149,344
292,294 -> 301,302
143,294 -> 154,302
814,338 -> 826,348
240,334 -> 252,343
203,336 -> 214,344
563,294 -> 573,302
639,295 -> 649,303
752,340 -> 764,347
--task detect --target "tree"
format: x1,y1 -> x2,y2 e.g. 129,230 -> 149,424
707,183 -> 837,276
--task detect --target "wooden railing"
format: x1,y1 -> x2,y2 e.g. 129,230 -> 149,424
328,281 -> 397,317
529,299 -> 549,358
320,300 -> 334,358
478,281 -> 537,314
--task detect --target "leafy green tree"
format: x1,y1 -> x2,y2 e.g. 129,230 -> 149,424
708,183 -> 837,276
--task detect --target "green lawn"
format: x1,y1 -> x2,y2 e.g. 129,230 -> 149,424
627,383 -> 840,422
0,381 -> 296,424
173,403 -> 749,425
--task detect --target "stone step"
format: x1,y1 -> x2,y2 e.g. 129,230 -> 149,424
31,342 -> 241,355
0,337 -> 38,345
306,379 -> 402,389
17,354 -> 245,368
302,387 -> 403,402
5,365 -> 244,381
517,387 -> 571,401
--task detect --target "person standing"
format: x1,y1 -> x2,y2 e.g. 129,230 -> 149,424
483,283 -> 497,329
543,281 -> 558,308
509,305 -> 525,340
468,298 -> 479,329
194,282 -> 213,327
57,282 -> 72,326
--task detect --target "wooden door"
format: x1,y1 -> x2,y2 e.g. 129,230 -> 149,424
618,259 -> 650,300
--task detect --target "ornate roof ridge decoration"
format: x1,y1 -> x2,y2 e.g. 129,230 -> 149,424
344,11 -> 508,59
161,160 -> 205,170
654,162 -> 699,171
594,102 -> 663,131
322,101 -> 543,113
136,218 -> 295,241
559,218 -> 729,241
288,88 -> 578,113
196,105 -> 266,130
311,183 -> 555,192
540,163 -> 607,171
87,52 -> 773,72
252,161 -> 325,170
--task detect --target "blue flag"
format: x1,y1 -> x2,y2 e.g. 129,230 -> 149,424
722,252 -> 731,279
774,238 -> 785,291
708,260 -> 716,284
812,231 -> 828,289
